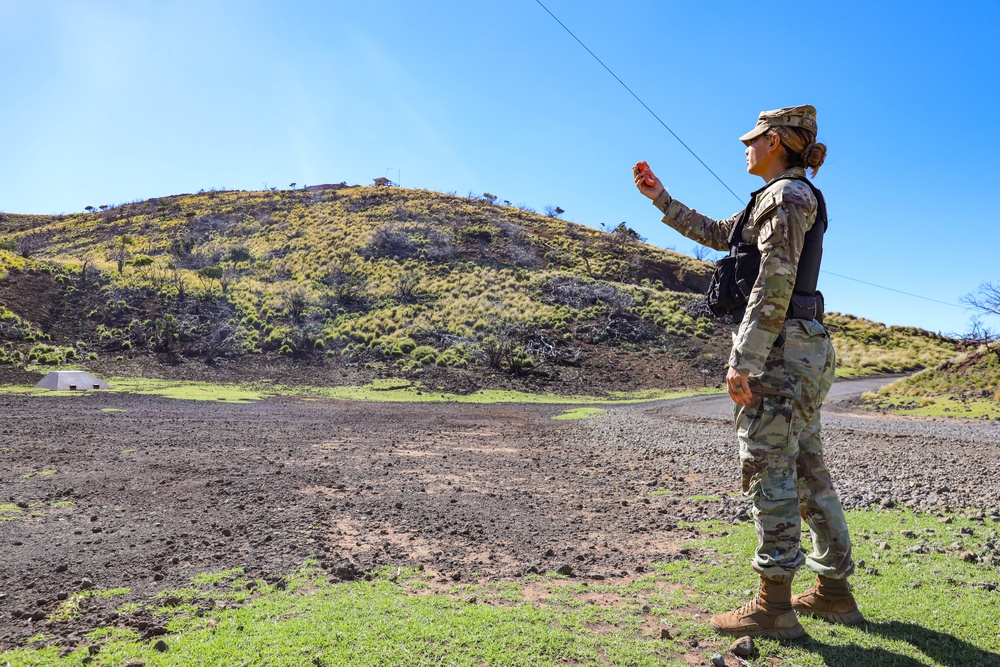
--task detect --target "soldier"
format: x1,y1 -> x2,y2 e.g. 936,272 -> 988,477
634,105 -> 862,639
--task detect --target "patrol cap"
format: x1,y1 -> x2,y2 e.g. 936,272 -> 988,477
739,105 -> 818,145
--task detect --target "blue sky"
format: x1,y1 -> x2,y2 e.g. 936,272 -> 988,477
2,0 -> 998,336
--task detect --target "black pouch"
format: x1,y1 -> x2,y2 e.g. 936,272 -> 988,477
787,291 -> 825,323
706,245 -> 760,318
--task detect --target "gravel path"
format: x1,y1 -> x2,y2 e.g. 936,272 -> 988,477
588,377 -> 1000,518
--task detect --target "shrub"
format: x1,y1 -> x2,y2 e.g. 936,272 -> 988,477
364,225 -> 417,259
88,353 -> 98,361
396,337 -> 417,354
411,345 -> 438,365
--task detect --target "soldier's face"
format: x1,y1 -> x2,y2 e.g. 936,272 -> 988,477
745,134 -> 781,177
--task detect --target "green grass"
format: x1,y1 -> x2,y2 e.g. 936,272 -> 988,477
51,588 -> 131,622
106,378 -> 269,402
3,508 -> 996,666
827,313 -> 958,378
552,407 -> 608,420
861,347 -> 1000,419
21,469 -> 56,479
0,377 -> 720,406
0,500 -> 75,523
862,391 -> 1000,419
654,509 -> 1000,666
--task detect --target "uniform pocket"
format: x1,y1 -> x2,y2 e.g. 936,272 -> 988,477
739,397 -> 798,501
749,352 -> 802,401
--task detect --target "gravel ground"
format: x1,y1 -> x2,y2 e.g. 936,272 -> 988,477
590,377 -> 1000,518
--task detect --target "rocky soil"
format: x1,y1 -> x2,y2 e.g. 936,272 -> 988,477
2,378 -> 999,651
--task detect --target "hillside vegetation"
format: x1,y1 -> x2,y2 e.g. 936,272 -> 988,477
863,345 -> 1000,419
823,313 -> 958,378
0,184 -> 967,395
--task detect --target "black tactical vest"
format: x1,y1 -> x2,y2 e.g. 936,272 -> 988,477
705,176 -> 827,323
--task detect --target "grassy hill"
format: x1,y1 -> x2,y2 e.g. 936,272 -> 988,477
861,344 -> 1000,419
0,184 -> 967,395
823,313 -> 958,378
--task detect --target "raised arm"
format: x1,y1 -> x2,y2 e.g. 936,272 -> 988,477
634,164 -> 739,251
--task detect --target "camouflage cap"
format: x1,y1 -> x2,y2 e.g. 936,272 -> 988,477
739,105 -> 818,145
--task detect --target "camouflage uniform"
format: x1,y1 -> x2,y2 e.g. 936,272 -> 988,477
652,167 -> 854,583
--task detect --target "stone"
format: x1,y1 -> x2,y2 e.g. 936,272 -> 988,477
729,635 -> 754,657
710,653 -> 726,666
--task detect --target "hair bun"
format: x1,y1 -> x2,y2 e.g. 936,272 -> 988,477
801,142 -> 827,175
802,142 -> 826,167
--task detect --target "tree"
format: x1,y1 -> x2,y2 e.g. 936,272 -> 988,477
318,256 -> 368,307
126,254 -> 154,279
225,245 -> 253,264
153,313 -> 181,352
963,282 -> 1000,319
279,284 -> 314,324
107,235 -> 135,274
692,245 -> 719,262
197,265 -> 224,291
544,205 -> 565,218
16,229 -> 51,258
961,282 -> 1000,351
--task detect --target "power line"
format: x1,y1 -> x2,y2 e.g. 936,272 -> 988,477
820,270 -> 965,310
532,0 -> 967,312
533,0 -> 743,204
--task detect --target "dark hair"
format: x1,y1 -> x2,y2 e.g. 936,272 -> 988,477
765,127 -> 827,177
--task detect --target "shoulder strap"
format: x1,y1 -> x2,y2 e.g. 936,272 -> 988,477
787,177 -> 826,295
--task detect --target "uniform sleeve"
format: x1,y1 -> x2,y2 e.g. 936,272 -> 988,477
654,191 -> 740,251
729,184 -> 814,374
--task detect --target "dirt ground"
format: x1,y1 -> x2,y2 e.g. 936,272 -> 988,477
0,391 -> 710,651
3,383 -> 998,654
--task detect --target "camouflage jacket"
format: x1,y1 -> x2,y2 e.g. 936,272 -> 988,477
652,167 -> 820,375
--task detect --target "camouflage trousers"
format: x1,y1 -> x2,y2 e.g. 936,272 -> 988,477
734,319 -> 854,584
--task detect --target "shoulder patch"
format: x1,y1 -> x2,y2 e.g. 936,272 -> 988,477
778,179 -> 816,216
749,189 -> 780,228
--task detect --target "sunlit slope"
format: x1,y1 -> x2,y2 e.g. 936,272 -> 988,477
0,186 -> 964,388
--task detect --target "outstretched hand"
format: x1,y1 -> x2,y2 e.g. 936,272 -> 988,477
633,163 -> 665,201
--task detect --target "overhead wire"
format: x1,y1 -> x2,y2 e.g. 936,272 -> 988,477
532,0 -> 967,312
533,0 -> 743,205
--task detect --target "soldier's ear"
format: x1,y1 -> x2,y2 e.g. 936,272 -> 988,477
767,133 -> 782,153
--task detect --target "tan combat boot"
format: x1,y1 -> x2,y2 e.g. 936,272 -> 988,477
791,576 -> 864,625
710,577 -> 805,639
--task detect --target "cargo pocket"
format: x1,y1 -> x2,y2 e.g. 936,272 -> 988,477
748,345 -> 802,401
739,397 -> 798,501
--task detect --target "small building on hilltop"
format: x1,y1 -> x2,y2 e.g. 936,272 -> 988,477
34,371 -> 112,391
373,177 -> 395,187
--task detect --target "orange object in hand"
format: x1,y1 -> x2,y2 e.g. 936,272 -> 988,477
635,161 -> 655,187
